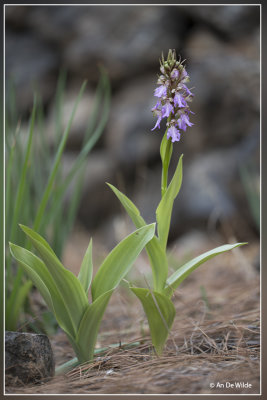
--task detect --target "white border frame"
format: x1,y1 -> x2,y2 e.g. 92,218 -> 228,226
3,3 -> 262,397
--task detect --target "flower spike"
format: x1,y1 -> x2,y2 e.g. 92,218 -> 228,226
151,50 -> 194,142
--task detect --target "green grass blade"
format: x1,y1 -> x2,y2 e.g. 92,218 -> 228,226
33,81 -> 87,232
52,72 -> 110,201
5,280 -> 32,331
9,97 -> 37,243
9,243 -> 77,337
19,225 -> 89,334
130,287 -> 176,355
37,71 -> 110,255
156,154 -> 183,250
5,99 -> 37,321
78,239 -> 93,294
6,77 -> 18,128
75,290 -> 114,362
81,68 -> 110,145
164,243 -> 247,297
54,69 -> 67,141
91,224 -> 155,301
107,183 -> 168,292
5,137 -> 16,230
5,138 -> 17,282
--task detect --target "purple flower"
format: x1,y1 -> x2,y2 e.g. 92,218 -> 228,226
167,126 -> 181,142
178,113 -> 194,131
171,69 -> 179,80
161,101 -> 173,118
151,50 -> 194,141
181,68 -> 188,81
151,109 -> 162,131
174,93 -> 187,108
182,84 -> 194,97
151,116 -> 162,131
151,101 -> 161,111
154,85 -> 167,98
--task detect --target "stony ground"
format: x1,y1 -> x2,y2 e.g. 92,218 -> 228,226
5,231 -> 260,395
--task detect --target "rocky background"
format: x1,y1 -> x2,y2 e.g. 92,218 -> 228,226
5,5 -> 260,252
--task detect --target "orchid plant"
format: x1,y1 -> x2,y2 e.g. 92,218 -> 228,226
108,49 -> 246,355
9,50 -> 246,372
9,223 -> 155,366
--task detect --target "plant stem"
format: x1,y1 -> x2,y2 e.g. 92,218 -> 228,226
55,341 -> 141,375
160,115 -> 173,198
55,357 -> 79,376
161,138 -> 172,198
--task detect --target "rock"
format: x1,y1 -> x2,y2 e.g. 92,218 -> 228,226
46,87 -> 97,150
185,28 -> 260,148
22,5 -> 80,44
61,150 -> 119,230
131,163 -> 162,225
105,74 -> 161,166
4,5 -> 260,248
62,6 -> 183,83
5,331 -> 55,385
171,131 -> 259,237
5,31 -> 59,115
180,5 -> 260,39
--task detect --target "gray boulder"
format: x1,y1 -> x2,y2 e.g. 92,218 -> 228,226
186,28 -> 260,149
62,6 -> 183,82
105,74 -> 161,165
5,331 -> 55,385
180,5 -> 260,39
5,31 -> 59,114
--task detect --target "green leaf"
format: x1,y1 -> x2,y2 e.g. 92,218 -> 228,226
156,154 -> 183,250
78,239 -> 93,294
106,183 -> 145,227
145,236 -> 168,293
91,224 -> 155,301
19,223 -> 57,256
9,244 -> 54,312
76,290 -> 114,362
19,225 -> 88,334
130,287 -> 176,355
164,242 -> 247,297
5,280 -> 32,331
9,243 -> 77,338
107,183 -> 168,293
